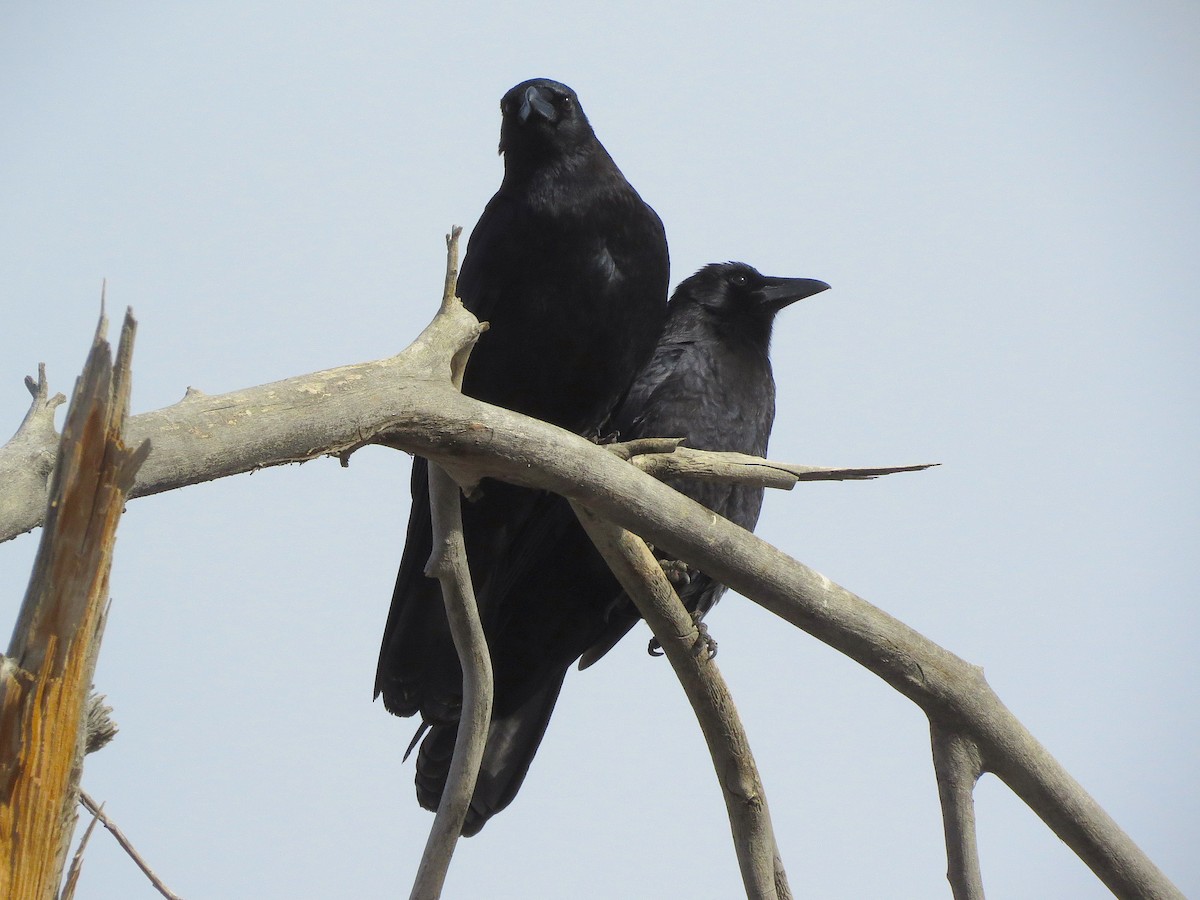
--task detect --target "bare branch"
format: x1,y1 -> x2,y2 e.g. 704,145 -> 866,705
77,792 -> 183,900
930,722 -> 986,900
59,798 -> 101,900
0,256 -> 487,543
629,447 -> 937,490
1,365 -> 67,539
409,462 -> 493,900
408,229 -> 494,900
396,405 -> 1178,898
0,259 -> 1181,897
19,363 -> 67,438
573,504 -> 791,900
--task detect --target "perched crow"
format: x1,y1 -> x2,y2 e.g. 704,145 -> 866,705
375,79 -> 669,830
581,261 -> 829,664
419,261 -> 829,834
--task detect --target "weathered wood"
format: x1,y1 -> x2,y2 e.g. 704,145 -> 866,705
408,228 -> 495,900
573,505 -> 791,900
0,280 -> 1182,897
77,791 -> 182,900
630,448 -> 935,489
930,722 -> 985,900
0,311 -> 147,900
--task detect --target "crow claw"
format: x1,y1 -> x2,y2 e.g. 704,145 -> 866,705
647,619 -> 717,659
660,558 -> 692,588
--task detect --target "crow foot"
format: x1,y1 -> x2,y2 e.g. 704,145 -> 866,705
588,428 -> 621,445
659,558 -> 692,588
647,617 -> 717,660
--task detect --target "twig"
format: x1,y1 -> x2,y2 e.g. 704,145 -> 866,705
930,722 -> 986,900
59,799 -> 101,900
77,791 -> 182,900
18,363 -> 67,440
408,228 -> 494,900
630,447 -> 936,490
572,504 -> 791,900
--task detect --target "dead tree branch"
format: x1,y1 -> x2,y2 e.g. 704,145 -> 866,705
629,447 -> 935,489
76,791 -> 183,900
574,505 -> 791,900
930,722 -> 986,900
0,247 -> 1182,898
1,326 -> 923,544
59,798 -> 100,900
408,228 -> 495,900
0,310 -> 147,900
0,365 -> 66,543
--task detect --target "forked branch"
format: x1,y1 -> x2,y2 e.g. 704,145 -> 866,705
930,722 -> 985,900
0,236 -> 1182,898
408,229 -> 494,900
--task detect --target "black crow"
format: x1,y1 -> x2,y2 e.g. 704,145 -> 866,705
375,79 -> 669,830
417,261 -> 829,834
581,261 -> 830,664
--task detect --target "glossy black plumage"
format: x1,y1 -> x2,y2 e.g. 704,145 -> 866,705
419,262 -> 828,834
374,79 -> 669,833
581,262 -> 830,665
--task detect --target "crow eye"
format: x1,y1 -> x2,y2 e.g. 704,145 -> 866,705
730,273 -> 749,287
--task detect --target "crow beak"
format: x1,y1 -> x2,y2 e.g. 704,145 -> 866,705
519,85 -> 557,123
758,277 -> 831,311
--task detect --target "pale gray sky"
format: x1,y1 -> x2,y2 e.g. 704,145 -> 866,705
2,3 -> 1196,898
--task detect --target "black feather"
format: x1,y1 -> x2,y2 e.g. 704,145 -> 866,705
374,79 -> 670,834
430,262 -> 828,831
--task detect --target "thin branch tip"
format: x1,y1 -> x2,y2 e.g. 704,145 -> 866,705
78,792 -> 183,900
440,225 -> 464,313
61,800 -> 102,900
25,364 -> 46,399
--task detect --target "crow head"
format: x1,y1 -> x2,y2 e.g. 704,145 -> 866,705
498,78 -> 597,161
687,262 -> 830,320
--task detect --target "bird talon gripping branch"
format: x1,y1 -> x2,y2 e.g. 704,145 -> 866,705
646,619 -> 718,660
693,621 -> 718,659
659,558 -> 692,588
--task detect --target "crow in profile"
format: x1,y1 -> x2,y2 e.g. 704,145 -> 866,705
580,261 -> 830,664
417,262 -> 829,834
374,79 -> 669,830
